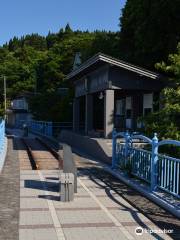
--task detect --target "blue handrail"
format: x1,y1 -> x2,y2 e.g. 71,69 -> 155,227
0,119 -> 6,170
112,129 -> 180,198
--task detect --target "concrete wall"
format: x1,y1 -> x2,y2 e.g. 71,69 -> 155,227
59,130 -> 112,164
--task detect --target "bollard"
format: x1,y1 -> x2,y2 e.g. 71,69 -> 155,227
59,173 -> 74,201
63,144 -> 77,193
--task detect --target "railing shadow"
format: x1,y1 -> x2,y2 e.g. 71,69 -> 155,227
78,166 -> 180,239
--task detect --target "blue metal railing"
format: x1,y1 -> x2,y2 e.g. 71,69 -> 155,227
0,119 -> 5,150
129,147 -> 151,182
28,120 -> 73,138
0,119 -> 6,170
112,129 -> 180,198
116,143 -> 125,168
157,154 -> 180,197
29,121 -> 53,137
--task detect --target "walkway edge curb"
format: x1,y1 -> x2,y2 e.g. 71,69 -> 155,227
72,147 -> 180,220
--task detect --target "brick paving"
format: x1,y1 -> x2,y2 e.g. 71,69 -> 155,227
19,163 -> 173,240
1,131 -> 179,240
0,137 -> 19,240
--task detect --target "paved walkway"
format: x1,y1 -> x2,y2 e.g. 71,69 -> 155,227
1,130 -> 179,240
0,137 -> 19,240
19,151 -> 174,240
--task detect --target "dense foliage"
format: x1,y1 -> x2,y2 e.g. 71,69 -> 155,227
0,1 -> 180,142
143,43 -> 180,141
120,0 -> 180,68
0,25 -> 119,120
119,0 -> 180,143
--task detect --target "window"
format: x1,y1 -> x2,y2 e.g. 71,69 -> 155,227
125,96 -> 132,119
116,99 -> 125,116
126,97 -> 132,110
143,93 -> 153,116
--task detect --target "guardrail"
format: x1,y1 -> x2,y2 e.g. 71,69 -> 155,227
0,119 -> 7,171
112,129 -> 180,198
157,153 -> 180,196
29,121 -> 53,137
28,120 -> 73,138
129,147 -> 151,182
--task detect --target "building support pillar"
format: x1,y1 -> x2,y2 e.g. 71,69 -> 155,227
104,90 -> 114,138
73,98 -> 80,132
85,94 -> 93,135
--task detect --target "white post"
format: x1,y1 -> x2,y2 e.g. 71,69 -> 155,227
104,90 -> 114,138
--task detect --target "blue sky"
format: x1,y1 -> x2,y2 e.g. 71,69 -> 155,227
0,0 -> 126,46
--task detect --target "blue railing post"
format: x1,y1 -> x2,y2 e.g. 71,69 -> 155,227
151,133 -> 159,191
112,128 -> 117,169
125,131 -> 131,166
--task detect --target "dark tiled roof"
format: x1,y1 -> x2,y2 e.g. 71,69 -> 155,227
67,53 -> 162,80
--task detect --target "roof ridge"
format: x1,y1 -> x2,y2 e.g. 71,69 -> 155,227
67,53 -> 162,80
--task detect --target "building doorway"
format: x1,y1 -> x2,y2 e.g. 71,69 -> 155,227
79,96 -> 85,131
93,93 -> 104,131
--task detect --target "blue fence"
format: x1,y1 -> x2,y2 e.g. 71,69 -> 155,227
112,130 -> 180,198
0,119 -> 6,170
129,148 -> 151,182
29,121 -> 53,137
28,120 -> 73,138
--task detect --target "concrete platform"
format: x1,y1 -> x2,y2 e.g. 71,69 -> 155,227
0,138 -> 19,240
18,152 -> 177,240
1,129 -> 179,240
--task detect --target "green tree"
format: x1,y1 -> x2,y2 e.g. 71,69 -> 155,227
143,43 -> 180,140
120,0 -> 180,68
23,34 -> 47,51
0,25 -> 119,121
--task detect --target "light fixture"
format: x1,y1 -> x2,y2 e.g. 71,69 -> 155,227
98,92 -> 104,100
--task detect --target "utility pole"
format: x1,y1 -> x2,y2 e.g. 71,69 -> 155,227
3,76 -> 7,120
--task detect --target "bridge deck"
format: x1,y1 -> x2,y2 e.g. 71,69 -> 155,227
0,138 -> 19,240
0,130 -> 180,240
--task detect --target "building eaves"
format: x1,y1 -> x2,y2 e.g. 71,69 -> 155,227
67,53 -> 161,80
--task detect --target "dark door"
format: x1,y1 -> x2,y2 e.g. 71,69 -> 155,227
132,94 -> 143,130
79,96 -> 85,130
93,94 -> 104,130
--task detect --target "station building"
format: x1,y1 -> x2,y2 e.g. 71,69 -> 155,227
67,53 -> 164,138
